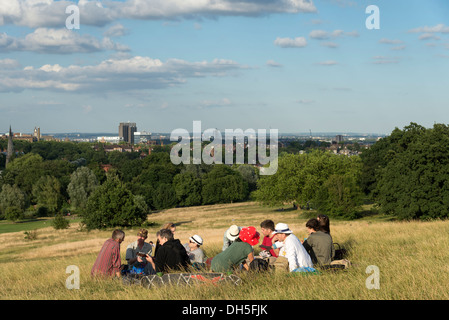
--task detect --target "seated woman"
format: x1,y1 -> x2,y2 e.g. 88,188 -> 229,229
211,226 -> 260,273
302,218 -> 334,266
183,234 -> 206,270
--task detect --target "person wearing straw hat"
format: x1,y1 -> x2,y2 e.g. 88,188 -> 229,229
271,223 -> 315,273
183,234 -> 206,266
222,224 -> 242,251
212,226 -> 259,272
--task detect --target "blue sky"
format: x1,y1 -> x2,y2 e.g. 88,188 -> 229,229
1,0 -> 448,135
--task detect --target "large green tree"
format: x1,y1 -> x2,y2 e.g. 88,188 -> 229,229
0,184 -> 27,219
173,171 -> 202,207
375,123 -> 449,220
32,175 -> 63,215
201,165 -> 248,204
67,166 -> 99,211
255,150 -> 364,217
83,174 -> 146,230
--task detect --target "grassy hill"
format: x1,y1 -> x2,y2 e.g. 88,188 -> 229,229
1,201 -> 448,300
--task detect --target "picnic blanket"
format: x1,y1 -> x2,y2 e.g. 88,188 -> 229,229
122,272 -> 242,289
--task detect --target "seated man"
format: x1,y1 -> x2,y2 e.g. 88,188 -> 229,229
125,229 -> 153,268
271,223 -> 315,273
91,229 -> 125,278
258,219 -> 279,263
146,229 -> 190,273
302,218 -> 334,266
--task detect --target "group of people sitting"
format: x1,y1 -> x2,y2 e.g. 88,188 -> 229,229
91,215 -> 338,278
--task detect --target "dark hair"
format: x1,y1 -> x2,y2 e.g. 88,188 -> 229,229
305,218 -> 320,231
260,219 -> 275,231
317,214 -> 330,233
159,228 -> 174,241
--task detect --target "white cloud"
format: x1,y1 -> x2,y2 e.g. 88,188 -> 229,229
0,28 -> 129,54
103,24 -> 129,37
266,60 -> 283,67
418,33 -> 441,41
0,0 -> 317,28
0,58 -> 21,69
409,24 -> 449,34
117,0 -> 317,19
0,56 -> 247,93
274,36 -> 307,48
379,38 -> 404,45
371,56 -> 400,64
317,60 -> 338,66
200,98 -> 232,108
309,29 -> 359,40
321,42 -> 339,48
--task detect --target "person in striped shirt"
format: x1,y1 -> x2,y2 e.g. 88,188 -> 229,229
91,229 -> 125,278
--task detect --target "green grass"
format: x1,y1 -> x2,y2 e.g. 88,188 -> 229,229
0,216 -> 81,234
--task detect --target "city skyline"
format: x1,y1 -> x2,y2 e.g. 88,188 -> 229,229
1,1 -> 449,135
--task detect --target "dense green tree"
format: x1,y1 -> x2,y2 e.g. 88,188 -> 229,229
32,175 -> 63,215
173,172 -> 202,207
360,122 -> 426,197
201,165 -> 248,205
0,184 -> 27,218
375,123 -> 449,220
152,183 -> 177,210
5,206 -> 23,222
83,174 -> 146,230
234,165 -> 259,192
67,166 -> 99,211
254,150 -> 363,217
3,153 -> 45,195
313,174 -> 364,219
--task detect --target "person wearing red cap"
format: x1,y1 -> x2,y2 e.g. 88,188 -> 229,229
211,226 -> 260,272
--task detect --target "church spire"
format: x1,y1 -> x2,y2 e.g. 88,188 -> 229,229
5,125 -> 14,167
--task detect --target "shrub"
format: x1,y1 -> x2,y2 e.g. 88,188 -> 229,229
5,206 -> 23,222
52,213 -> 70,230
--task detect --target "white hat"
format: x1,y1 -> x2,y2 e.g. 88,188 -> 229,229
272,223 -> 293,235
226,225 -> 241,241
189,234 -> 203,246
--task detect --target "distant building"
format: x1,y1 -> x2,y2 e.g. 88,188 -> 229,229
119,122 -> 137,144
97,136 -> 123,144
134,131 -> 152,144
333,135 -> 344,143
33,127 -> 41,141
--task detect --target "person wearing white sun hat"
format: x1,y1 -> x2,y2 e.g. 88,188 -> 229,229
183,234 -> 206,265
271,223 -> 315,273
222,224 -> 242,251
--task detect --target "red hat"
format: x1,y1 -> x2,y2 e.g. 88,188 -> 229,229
239,226 -> 260,246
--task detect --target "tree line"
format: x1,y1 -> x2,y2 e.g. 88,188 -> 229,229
1,122 -> 448,228
0,142 -> 256,229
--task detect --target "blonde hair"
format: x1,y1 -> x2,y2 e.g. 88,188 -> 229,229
162,222 -> 176,230
137,229 -> 148,238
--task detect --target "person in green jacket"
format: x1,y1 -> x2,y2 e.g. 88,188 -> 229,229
302,218 -> 334,266
211,226 -> 259,272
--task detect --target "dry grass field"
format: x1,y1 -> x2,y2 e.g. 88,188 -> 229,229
1,201 -> 449,300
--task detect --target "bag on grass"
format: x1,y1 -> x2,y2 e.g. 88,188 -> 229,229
333,243 -> 347,260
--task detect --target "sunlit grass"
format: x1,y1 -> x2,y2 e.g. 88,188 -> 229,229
1,202 -> 449,300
